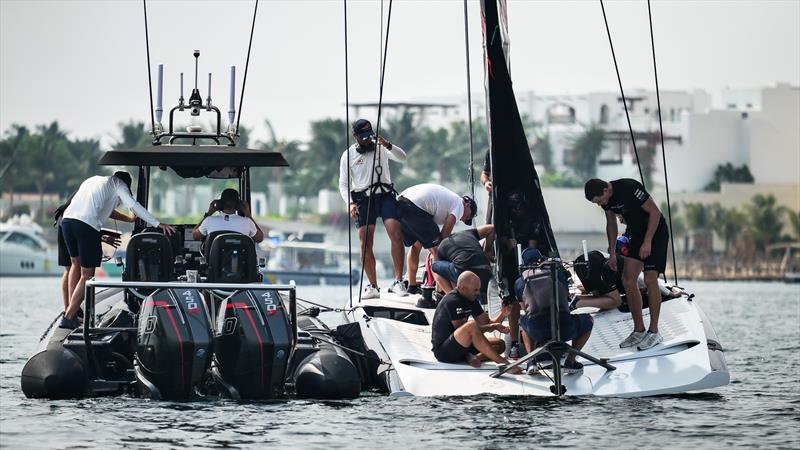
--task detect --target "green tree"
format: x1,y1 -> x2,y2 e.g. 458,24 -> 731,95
709,203 -> 746,255
0,125 -> 30,214
745,194 -> 786,252
787,209 -> 800,242
683,202 -> 713,254
531,130 -> 554,173
570,124 -> 605,180
24,122 -> 73,220
704,163 -> 754,191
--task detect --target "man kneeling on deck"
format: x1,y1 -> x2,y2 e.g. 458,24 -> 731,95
431,271 -> 522,374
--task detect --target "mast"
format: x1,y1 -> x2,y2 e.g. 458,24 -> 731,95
480,0 -> 559,258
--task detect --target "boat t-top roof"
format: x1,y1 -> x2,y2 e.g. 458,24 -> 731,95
99,145 -> 289,178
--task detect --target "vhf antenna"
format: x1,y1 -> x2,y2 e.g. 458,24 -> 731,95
154,63 -> 163,133
228,66 -> 236,134
188,50 -> 203,116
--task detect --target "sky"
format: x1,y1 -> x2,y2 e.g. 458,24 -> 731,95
1,0 -> 798,146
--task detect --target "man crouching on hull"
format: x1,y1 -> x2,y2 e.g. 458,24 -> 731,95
585,178 -> 670,350
430,271 -> 522,373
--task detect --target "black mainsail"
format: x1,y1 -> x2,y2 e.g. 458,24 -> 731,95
480,0 -> 559,260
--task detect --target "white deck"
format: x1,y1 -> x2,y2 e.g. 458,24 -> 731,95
348,292 -> 729,397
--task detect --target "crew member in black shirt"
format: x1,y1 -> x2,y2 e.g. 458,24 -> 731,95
430,271 -> 521,373
432,225 -> 522,358
585,178 -> 669,350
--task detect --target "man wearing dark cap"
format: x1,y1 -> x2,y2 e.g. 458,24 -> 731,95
397,183 -> 478,294
338,119 -> 408,299
192,188 -> 264,243
59,171 -> 174,329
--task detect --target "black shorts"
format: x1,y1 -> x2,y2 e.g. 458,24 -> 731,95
397,197 -> 441,249
61,219 -> 102,268
57,225 -> 71,267
353,192 -> 400,228
433,334 -> 478,363
627,220 -> 669,273
521,313 -> 594,344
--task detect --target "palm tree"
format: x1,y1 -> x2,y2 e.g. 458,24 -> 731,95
709,203 -> 746,256
570,124 -> 605,180
27,122 -> 71,220
745,194 -> 786,252
683,202 -> 713,255
0,125 -> 30,215
788,209 -> 800,242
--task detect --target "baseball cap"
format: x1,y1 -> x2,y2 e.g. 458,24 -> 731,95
352,119 -> 375,140
463,195 -> 478,225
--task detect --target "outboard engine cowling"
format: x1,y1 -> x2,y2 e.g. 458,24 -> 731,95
135,288 -> 213,399
213,289 -> 293,399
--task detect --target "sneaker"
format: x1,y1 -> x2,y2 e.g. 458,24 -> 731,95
637,331 -> 663,350
362,284 -> 380,300
407,284 -> 421,295
562,360 -> 584,375
59,316 -> 79,329
568,296 -> 581,311
619,330 -> 647,348
508,342 -> 521,359
388,279 -> 409,297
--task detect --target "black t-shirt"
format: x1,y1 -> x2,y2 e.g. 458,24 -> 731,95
437,229 -> 490,272
601,178 -> 663,232
431,290 -> 485,349
575,251 -> 624,295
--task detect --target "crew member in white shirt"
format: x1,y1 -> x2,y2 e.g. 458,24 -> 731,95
397,183 -> 477,294
59,171 -> 174,328
192,188 -> 264,243
339,119 -> 407,299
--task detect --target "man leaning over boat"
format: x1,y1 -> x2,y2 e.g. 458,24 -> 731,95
338,119 -> 408,299
58,172 -> 174,329
431,271 -> 522,374
396,183 -> 477,295
585,178 -> 670,351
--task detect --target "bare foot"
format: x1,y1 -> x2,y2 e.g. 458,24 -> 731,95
466,354 -> 482,368
507,365 -> 523,375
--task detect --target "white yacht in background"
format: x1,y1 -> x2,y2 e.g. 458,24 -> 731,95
0,215 -> 60,276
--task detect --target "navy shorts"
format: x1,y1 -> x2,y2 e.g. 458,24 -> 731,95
433,334 -> 478,363
432,262 -> 491,302
521,312 -> 593,344
60,219 -> 102,268
353,192 -> 399,228
57,225 -> 71,267
397,197 -> 441,249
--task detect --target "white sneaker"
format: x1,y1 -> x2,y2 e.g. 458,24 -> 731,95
362,284 -> 380,300
637,331 -> 663,350
388,279 -> 408,297
619,330 -> 646,348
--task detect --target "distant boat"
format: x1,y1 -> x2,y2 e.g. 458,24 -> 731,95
0,217 -> 60,277
260,240 -> 360,286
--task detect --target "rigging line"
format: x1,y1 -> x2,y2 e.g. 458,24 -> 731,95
463,0 -> 476,205
599,0 -> 645,187
142,0 -> 156,138
344,0 -> 353,309
647,0 -> 678,286
356,0 -> 394,304
235,0 -> 259,135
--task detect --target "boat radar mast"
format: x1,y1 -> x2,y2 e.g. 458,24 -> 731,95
151,50 -> 238,146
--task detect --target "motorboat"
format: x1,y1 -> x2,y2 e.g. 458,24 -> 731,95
21,50 -> 366,401
0,216 -> 60,276
261,240 -> 360,285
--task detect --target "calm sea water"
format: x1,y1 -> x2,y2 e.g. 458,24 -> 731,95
0,277 -> 798,449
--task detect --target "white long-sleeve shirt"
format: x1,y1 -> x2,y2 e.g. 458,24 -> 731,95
62,175 -> 160,230
338,143 -> 406,204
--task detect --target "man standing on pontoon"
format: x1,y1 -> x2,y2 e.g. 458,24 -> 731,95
396,183 -> 477,295
584,178 -> 669,350
339,119 -> 408,299
59,172 -> 174,329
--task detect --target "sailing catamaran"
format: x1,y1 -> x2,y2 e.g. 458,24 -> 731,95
345,0 -> 729,397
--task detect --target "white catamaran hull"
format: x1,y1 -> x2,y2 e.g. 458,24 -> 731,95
348,293 -> 729,397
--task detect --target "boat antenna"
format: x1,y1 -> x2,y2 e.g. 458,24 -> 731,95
463,0 -> 476,206
647,0 -> 678,285
343,0 -> 353,308
142,0 -> 156,138
155,63 -> 164,130
235,0 -> 259,136
599,0 -> 645,187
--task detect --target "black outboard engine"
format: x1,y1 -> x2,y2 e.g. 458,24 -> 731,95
213,289 -> 294,399
124,232 -> 175,314
135,288 -> 213,399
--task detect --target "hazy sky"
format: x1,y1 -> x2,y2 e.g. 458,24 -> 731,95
1,0 -> 798,146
